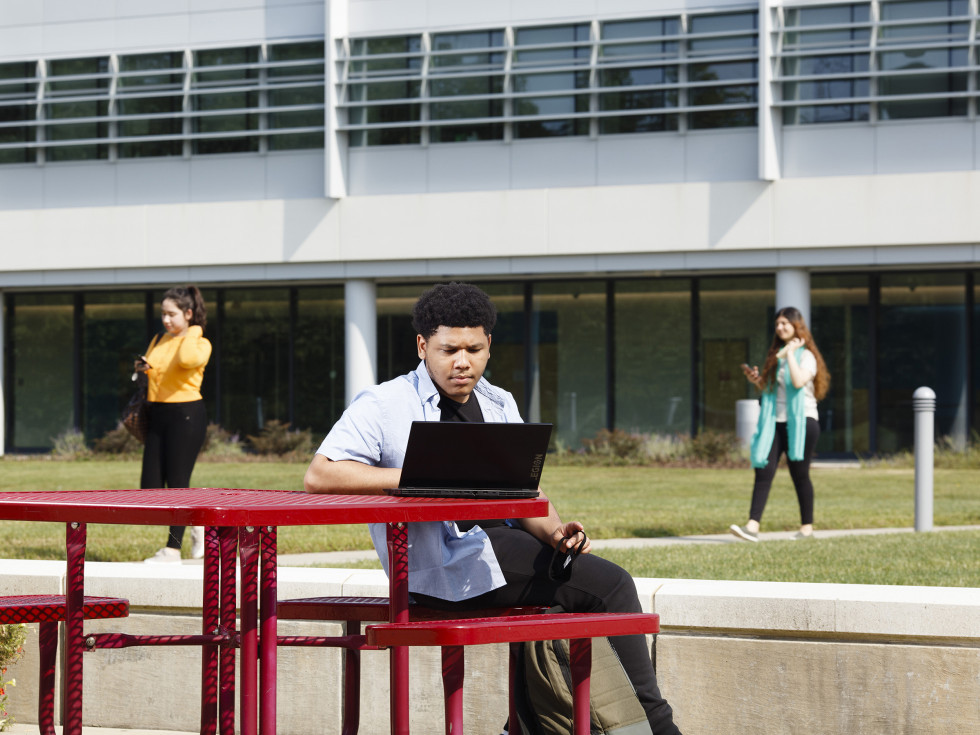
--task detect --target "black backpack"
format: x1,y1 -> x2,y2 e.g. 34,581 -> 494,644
510,633 -> 653,735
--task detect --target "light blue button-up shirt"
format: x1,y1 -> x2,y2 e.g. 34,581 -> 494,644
316,361 -> 525,602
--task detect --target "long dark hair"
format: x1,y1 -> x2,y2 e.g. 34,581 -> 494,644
162,285 -> 207,332
759,306 -> 830,400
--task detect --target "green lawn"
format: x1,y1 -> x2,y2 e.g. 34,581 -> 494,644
2,458 -> 978,586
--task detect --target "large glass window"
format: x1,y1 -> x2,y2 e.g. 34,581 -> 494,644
429,30 -> 505,142
811,275 -> 871,454
513,24 -> 592,138
117,52 -> 185,158
294,286 -> 345,436
7,294 -> 74,449
82,293 -> 148,441
598,18 -> 680,134
877,272 -> 967,452
614,280 -> 692,435
781,3 -> 872,124
348,35 -> 422,146
192,47 -> 260,154
687,12 -> 758,128
219,288 -> 290,437
0,61 -> 37,164
45,57 -> 110,161
698,277 -> 774,432
267,41 -> 326,151
530,282 -> 607,450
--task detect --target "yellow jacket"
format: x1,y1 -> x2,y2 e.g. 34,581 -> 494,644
144,325 -> 212,403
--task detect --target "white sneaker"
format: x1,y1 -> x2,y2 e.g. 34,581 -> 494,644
144,547 -> 181,564
190,526 -> 205,559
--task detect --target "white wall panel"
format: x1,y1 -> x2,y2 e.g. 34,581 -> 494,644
597,135 -> 686,186
782,126 -> 876,178
427,143 -> 511,193
348,1 -> 428,33
44,0 -> 115,23
348,147 -> 428,195
115,160 -> 192,206
875,121 -> 974,175
0,0 -> 42,25
0,24 -> 43,60
264,2 -> 325,37
115,14 -> 191,51
684,130 -> 757,181
189,9 -> 267,44
43,165 -> 118,208
115,1 -> 192,17
265,153 -> 326,199
43,20 -> 117,56
510,139 -> 597,189
189,157 -> 268,202
0,167 -> 44,209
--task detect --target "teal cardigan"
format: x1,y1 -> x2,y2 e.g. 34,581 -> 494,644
749,347 -> 808,468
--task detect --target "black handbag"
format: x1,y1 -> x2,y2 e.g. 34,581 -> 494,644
122,372 -> 149,443
123,334 -> 158,444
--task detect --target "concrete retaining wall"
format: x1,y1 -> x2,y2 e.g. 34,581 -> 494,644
2,560 -> 978,734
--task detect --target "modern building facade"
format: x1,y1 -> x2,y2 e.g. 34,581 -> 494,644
1,0 -> 978,457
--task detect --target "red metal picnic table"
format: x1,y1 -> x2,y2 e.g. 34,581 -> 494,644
0,487 -> 548,735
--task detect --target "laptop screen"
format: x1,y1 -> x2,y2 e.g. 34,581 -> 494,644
397,421 -> 552,492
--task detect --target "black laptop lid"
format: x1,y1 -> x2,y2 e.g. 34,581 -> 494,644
397,421 -> 552,491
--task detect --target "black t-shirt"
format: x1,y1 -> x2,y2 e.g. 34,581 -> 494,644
439,394 -> 506,531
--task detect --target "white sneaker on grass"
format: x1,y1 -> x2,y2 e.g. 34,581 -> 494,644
190,526 -> 205,559
729,524 -> 759,542
144,547 -> 181,564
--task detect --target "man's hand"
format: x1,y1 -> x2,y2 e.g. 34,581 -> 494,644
551,521 -> 591,555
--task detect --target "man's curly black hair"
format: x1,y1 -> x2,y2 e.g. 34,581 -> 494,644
411,282 -> 497,339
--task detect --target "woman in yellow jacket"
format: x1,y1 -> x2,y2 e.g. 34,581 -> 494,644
135,285 -> 212,563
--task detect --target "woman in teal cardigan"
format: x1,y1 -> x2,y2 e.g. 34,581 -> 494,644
730,307 -> 830,542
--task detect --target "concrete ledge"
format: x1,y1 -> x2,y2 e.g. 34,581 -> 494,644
2,560 -> 978,734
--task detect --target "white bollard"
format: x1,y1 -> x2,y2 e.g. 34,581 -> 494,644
912,387 -> 935,533
735,399 -> 760,449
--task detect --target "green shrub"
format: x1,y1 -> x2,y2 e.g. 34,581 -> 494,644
246,420 -> 314,458
553,428 -> 746,468
0,623 -> 27,731
686,429 -> 745,467
50,429 -> 91,460
580,429 -> 648,464
201,423 -> 245,460
93,424 -> 143,455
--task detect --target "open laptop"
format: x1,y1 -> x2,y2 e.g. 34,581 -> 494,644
384,421 -> 552,499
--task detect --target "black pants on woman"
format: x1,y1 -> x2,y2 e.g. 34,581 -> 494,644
750,417 -> 820,525
412,524 -> 681,735
141,400 -> 207,549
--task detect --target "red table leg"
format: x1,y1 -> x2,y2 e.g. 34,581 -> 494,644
64,521 -> 87,735
259,525 -> 278,735
219,526 -> 238,735
201,525 -> 220,735
240,526 -> 261,735
442,645 -> 464,734
387,522 -> 410,735
569,639 -> 593,735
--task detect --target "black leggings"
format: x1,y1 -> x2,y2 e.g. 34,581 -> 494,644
750,417 -> 820,525
141,400 -> 207,549
412,524 -> 681,735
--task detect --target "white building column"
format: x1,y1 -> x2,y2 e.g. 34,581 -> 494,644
776,269 -> 811,324
325,0 -> 349,198
345,279 -> 377,404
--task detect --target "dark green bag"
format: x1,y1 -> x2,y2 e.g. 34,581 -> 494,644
513,634 -> 653,735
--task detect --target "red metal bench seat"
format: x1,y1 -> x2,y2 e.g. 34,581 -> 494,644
276,596 -> 547,735
365,611 -> 661,735
0,595 -> 130,735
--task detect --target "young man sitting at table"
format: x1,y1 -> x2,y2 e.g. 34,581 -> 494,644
304,282 -> 682,735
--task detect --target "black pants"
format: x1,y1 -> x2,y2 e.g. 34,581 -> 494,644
141,400 -> 207,549
750,417 -> 820,525
412,524 -> 681,735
